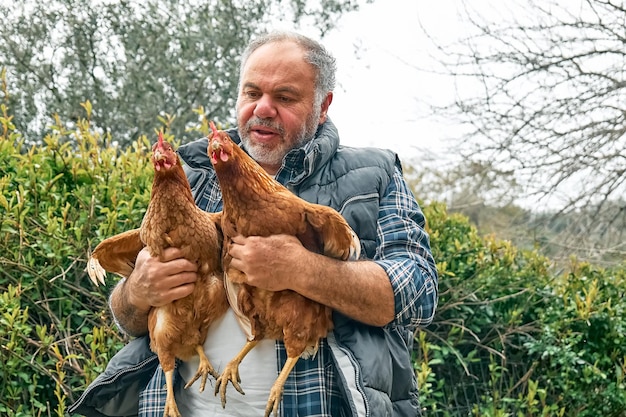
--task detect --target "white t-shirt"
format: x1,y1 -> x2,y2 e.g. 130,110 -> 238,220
177,308 -> 278,416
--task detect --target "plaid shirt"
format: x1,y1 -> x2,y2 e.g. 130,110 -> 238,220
139,138 -> 438,417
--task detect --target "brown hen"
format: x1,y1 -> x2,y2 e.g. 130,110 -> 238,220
207,122 -> 360,417
87,132 -> 228,417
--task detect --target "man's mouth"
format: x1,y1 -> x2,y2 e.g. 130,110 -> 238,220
250,127 -> 279,142
253,126 -> 278,135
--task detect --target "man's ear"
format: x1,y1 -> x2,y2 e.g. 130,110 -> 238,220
319,92 -> 333,124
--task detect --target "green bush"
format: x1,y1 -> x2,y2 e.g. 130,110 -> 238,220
0,96 -> 153,414
418,203 -> 626,416
1,86 -> 625,415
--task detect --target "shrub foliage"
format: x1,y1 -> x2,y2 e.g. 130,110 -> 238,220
1,98 -> 625,415
0,98 -> 151,415
419,204 -> 626,416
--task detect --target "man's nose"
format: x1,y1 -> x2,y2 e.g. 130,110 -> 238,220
253,95 -> 277,119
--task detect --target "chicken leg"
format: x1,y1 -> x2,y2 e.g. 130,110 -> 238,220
214,339 -> 259,407
264,356 -> 299,417
184,345 -> 219,392
163,369 -> 181,417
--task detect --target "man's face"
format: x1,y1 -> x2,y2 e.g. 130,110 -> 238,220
236,40 -> 331,174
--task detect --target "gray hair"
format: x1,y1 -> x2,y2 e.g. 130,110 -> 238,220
239,31 -> 336,108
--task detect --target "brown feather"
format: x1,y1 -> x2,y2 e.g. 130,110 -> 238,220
209,126 -> 360,416
87,228 -> 143,285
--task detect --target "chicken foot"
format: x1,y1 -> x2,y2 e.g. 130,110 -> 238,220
264,356 -> 299,417
184,345 -> 219,392
163,369 -> 181,417
214,339 -> 259,407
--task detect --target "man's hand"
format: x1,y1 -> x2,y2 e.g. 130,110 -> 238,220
109,246 -> 199,336
227,234 -> 394,327
126,247 -> 200,311
228,234 -> 307,292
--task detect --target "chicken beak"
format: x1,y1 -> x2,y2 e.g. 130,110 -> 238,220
208,140 -> 219,164
153,149 -> 166,171
154,150 -> 165,161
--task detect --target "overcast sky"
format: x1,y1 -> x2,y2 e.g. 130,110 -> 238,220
276,0 -> 473,162
325,0 -> 450,157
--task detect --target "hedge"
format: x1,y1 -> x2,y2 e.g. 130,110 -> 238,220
1,100 -> 625,416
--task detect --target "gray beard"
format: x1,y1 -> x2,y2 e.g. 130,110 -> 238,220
239,108 -> 321,168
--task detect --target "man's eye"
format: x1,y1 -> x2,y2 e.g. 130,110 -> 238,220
277,96 -> 293,103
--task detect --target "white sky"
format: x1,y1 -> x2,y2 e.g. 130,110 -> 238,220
324,0 -> 449,158
275,0 -> 472,162
274,0 -> 619,210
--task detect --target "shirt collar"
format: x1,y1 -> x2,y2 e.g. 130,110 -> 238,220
274,119 -> 340,186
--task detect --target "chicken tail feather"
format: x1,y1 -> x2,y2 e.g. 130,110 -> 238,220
86,257 -> 106,286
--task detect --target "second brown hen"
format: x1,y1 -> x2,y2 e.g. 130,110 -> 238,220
207,122 -> 360,417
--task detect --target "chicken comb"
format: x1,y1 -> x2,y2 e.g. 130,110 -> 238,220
209,121 -> 218,136
158,130 -> 164,146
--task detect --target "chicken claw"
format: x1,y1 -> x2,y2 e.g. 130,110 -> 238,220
264,356 -> 298,417
214,340 -> 258,407
265,385 -> 282,417
214,359 -> 245,408
163,400 -> 182,417
184,345 -> 219,392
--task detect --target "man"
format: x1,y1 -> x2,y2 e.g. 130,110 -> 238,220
70,31 -> 438,417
